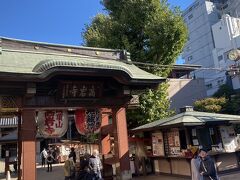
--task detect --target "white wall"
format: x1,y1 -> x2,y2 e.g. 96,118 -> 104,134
183,0 -> 240,95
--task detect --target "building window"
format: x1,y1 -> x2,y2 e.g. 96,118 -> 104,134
218,55 -> 223,61
217,79 -> 224,85
206,83 -> 212,89
188,55 -> 193,61
188,14 -> 193,20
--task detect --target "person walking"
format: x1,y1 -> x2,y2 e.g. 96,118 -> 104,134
63,155 -> 75,180
89,149 -> 102,180
199,148 -> 218,180
191,149 -> 203,180
76,157 -> 94,180
69,147 -> 77,163
40,148 -> 48,167
46,151 -> 54,172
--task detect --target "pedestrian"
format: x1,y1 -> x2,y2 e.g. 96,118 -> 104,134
40,148 -> 48,167
52,148 -> 57,163
199,148 -> 219,180
89,149 -> 102,180
191,148 -> 203,180
69,147 -> 77,163
76,156 -> 94,180
13,157 -> 17,174
46,151 -> 54,172
63,155 -> 75,180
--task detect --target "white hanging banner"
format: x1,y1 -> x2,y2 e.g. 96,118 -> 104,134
219,126 -> 238,152
152,132 -> 165,156
37,110 -> 68,138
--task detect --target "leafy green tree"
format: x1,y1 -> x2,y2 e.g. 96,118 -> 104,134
127,83 -> 174,128
213,84 -> 234,99
194,84 -> 240,115
83,0 -> 187,128
194,97 -> 227,113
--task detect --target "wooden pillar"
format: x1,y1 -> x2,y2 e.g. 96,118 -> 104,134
21,109 -> 36,180
101,113 -> 111,155
185,128 -> 191,146
101,112 -> 113,178
4,147 -> 10,174
112,107 -> 131,179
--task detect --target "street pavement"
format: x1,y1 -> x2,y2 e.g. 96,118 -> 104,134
0,163 -> 239,180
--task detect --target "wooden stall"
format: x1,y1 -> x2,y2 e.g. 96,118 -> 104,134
131,107 -> 240,177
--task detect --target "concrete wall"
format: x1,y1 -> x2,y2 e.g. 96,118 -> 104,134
168,78 -> 207,113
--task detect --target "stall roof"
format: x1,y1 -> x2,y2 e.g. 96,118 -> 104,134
0,130 -> 42,143
0,37 -> 165,85
131,111 -> 240,132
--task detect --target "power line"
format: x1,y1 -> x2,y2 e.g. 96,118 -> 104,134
130,60 -> 240,72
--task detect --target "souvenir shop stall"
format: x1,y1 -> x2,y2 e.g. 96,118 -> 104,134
128,136 -> 154,176
131,109 -> 240,177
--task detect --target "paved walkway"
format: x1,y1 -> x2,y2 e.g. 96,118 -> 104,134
0,163 -> 239,180
133,175 -> 187,180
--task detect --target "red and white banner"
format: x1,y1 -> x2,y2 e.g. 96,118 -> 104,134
75,109 -> 101,135
37,110 -> 68,138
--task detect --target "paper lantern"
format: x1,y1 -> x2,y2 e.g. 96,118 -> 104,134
75,109 -> 101,135
37,110 -> 68,138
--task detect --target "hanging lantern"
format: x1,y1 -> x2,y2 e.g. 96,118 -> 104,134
37,110 -> 68,138
75,109 -> 101,135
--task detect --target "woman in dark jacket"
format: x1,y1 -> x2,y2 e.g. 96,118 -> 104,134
199,148 -> 218,180
75,157 -> 94,180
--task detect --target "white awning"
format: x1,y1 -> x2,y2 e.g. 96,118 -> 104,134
0,116 -> 18,127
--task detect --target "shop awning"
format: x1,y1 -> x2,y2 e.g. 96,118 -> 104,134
0,130 -> 43,143
131,111 -> 240,132
0,116 -> 18,127
0,130 -> 18,143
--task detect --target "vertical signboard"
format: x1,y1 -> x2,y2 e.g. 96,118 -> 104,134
219,126 -> 238,152
152,132 -> 165,156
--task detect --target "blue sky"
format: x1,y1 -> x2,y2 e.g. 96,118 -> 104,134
0,0 -> 194,63
0,0 -> 193,45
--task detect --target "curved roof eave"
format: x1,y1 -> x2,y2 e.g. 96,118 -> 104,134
0,67 -> 165,86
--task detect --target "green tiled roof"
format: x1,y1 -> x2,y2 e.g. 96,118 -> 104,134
132,111 -> 240,131
0,37 -> 164,83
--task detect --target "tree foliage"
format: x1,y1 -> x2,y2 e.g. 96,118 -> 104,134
213,84 -> 234,99
194,97 -> 227,113
194,84 -> 240,115
83,0 -> 187,128
127,82 -> 174,128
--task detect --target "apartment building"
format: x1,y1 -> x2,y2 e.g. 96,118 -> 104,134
182,0 -> 240,96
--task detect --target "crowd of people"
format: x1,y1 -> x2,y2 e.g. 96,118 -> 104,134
64,149 -> 103,180
191,148 -> 219,180
40,147 -> 60,172
40,147 -> 103,180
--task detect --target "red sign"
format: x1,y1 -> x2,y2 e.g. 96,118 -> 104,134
37,110 -> 68,138
75,109 -> 101,135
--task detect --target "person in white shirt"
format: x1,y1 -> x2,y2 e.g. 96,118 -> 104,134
40,148 -> 48,167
